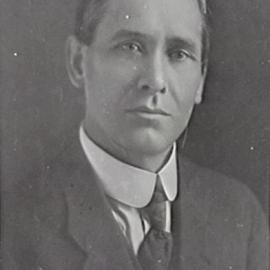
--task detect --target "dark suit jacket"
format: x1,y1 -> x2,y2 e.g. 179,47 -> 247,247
3,138 -> 269,270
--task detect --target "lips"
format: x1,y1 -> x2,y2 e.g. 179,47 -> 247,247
126,106 -> 170,116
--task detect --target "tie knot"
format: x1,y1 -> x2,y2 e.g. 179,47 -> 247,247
151,175 -> 167,203
141,176 -> 168,231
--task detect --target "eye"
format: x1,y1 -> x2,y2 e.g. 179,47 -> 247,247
168,49 -> 192,62
120,42 -> 143,54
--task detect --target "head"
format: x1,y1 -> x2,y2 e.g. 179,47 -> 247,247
66,0 -> 210,168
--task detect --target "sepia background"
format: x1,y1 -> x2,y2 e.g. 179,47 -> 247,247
2,0 -> 270,213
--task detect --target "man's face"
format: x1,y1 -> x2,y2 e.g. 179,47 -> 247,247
80,0 -> 205,157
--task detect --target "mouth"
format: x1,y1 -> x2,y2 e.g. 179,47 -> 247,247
126,106 -> 171,116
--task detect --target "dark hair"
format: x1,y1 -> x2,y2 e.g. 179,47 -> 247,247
74,0 -> 210,73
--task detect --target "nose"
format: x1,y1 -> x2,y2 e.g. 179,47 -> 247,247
137,53 -> 168,95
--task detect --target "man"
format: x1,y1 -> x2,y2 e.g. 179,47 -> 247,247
5,0 -> 269,269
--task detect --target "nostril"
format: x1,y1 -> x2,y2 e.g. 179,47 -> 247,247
141,84 -> 150,91
160,87 -> 167,94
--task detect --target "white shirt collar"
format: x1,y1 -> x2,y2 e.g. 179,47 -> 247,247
79,127 -> 178,208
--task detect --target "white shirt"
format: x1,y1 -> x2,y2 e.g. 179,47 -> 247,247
80,127 -> 178,254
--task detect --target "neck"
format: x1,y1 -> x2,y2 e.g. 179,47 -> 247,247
118,147 -> 172,173
83,124 -> 172,173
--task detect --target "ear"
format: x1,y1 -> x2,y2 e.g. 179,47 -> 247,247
65,35 -> 85,88
194,73 -> 207,104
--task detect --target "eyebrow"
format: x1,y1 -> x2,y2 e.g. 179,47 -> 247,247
111,29 -> 200,54
167,37 -> 200,55
112,30 -> 151,42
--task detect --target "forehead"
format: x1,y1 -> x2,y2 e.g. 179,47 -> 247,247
93,0 -> 203,46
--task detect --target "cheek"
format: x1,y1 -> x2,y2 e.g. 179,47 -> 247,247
84,57 -> 138,116
167,72 -> 202,131
171,69 -> 202,110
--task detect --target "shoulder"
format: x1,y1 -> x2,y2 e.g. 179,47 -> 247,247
4,136 -> 91,267
180,156 -> 245,193
179,155 -> 266,220
174,155 -> 269,269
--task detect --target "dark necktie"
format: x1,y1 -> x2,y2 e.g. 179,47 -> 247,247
137,176 -> 173,270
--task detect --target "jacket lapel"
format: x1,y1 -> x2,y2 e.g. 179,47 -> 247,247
169,156 -> 215,270
63,142 -> 141,270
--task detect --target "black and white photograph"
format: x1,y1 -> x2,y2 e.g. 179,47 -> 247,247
2,0 -> 270,269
